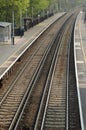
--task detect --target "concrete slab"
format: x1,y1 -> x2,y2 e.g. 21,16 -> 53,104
74,11 -> 86,130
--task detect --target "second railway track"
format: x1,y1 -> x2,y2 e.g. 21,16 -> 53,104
0,11 -> 81,130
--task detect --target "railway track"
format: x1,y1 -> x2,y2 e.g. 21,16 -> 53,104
0,13 -> 71,130
40,23 -> 81,130
0,13 -> 67,100
68,30 -> 81,130
0,11 -> 81,130
35,15 -> 80,130
15,12 -> 81,130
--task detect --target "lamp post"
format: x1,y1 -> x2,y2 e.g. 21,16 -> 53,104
20,10 -> 22,29
58,0 -> 61,11
26,8 -> 28,18
38,14 -> 40,23
42,9 -> 45,20
12,11 -> 14,45
47,10 -> 49,18
32,7 -> 33,24
20,10 -> 24,37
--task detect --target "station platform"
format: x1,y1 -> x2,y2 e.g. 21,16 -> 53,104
0,12 -> 65,79
74,11 -> 86,130
0,9 -> 85,130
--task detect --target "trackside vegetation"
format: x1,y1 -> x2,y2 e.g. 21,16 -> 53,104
0,0 -> 85,26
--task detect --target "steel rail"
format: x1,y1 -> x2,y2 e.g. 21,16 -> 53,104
8,22 -> 61,130
0,13 -> 65,81
0,13 -> 68,130
35,15 -> 74,130
5,12 -> 72,129
63,14 -> 80,130
39,15 -> 76,130
66,22 -> 75,130
0,23 -> 56,106
9,14 -> 71,130
40,21 -> 70,130
40,26 -> 65,130
9,11 -> 82,130
0,13 -> 68,105
10,14 -> 73,130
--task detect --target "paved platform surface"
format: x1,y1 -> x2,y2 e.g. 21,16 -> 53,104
0,12 -> 65,79
74,11 -> 86,130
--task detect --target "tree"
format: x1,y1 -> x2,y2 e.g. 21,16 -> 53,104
0,0 -> 29,25
0,0 -> 85,26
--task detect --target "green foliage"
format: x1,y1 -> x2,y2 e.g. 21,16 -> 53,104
0,0 -> 85,26
0,0 -> 29,24
28,0 -> 49,16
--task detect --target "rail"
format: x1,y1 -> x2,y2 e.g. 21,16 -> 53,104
10,14 -> 74,130
0,13 -> 65,81
8,13 -> 71,130
0,11 -> 82,130
8,22 -> 61,130
40,15 -> 72,130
